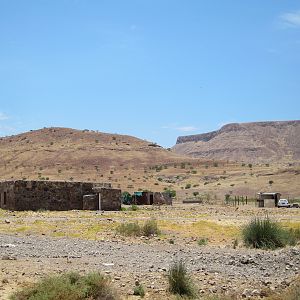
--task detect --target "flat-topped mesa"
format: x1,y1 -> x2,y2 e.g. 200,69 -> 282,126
173,120 -> 300,163
176,130 -> 218,144
176,121 -> 300,145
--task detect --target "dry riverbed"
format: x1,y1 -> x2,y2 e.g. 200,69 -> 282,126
0,204 -> 300,299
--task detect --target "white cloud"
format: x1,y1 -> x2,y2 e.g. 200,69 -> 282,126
0,125 -> 15,136
0,112 -> 9,121
176,126 -> 198,132
162,124 -> 198,132
280,10 -> 300,28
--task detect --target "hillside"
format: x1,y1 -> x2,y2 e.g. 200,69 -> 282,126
0,126 -> 299,199
0,128 -> 185,177
173,120 -> 300,163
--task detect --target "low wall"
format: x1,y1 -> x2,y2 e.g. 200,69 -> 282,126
82,189 -> 121,211
0,180 -> 95,211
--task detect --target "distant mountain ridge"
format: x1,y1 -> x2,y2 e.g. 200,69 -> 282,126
173,120 -> 300,162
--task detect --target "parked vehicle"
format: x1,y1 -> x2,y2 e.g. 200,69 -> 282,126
277,199 -> 289,208
291,203 -> 300,208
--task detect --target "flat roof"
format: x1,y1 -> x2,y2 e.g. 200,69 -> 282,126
257,192 -> 281,195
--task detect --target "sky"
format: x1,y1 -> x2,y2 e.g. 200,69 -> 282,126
0,0 -> 299,147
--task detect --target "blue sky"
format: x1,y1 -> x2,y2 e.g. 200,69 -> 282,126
0,1 -> 299,147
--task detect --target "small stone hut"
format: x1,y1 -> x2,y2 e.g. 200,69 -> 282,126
0,180 -> 121,211
132,191 -> 172,205
257,192 -> 281,208
83,187 -> 121,211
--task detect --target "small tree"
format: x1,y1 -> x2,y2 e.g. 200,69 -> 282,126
165,189 -> 176,198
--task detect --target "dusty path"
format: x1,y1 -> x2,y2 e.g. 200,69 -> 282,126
1,233 -> 299,299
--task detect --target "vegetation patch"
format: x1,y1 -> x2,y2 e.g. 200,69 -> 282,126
168,260 -> 196,298
10,272 -> 119,300
242,217 -> 298,249
197,237 -> 208,246
133,284 -> 145,298
116,222 -> 142,236
116,219 -> 160,237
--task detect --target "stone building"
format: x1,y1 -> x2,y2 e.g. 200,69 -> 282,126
83,188 -> 121,211
0,180 -> 121,211
257,192 -> 281,208
132,191 -> 172,205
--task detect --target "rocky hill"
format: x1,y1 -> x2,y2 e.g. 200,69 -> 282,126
0,127 -> 185,183
0,126 -> 299,199
173,121 -> 300,163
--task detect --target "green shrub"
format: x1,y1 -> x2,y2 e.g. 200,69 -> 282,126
130,204 -> 138,211
168,260 -> 196,298
165,189 -> 176,198
133,284 -> 145,297
242,217 -> 294,249
116,219 -> 161,237
142,219 -> 160,236
288,228 -> 300,245
185,184 -> 191,189
197,238 -> 208,246
10,272 -> 118,300
116,222 -> 141,236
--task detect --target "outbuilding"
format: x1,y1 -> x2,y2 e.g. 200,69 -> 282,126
132,191 -> 172,205
257,192 -> 281,208
0,180 -> 121,211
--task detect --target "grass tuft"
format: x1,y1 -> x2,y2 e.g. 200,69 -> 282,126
133,284 -> 145,298
10,272 -> 119,300
142,219 -> 160,236
197,238 -> 208,246
116,219 -> 160,237
116,222 -> 142,236
242,217 -> 296,250
168,260 -> 196,298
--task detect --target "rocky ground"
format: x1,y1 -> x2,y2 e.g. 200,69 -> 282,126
0,205 -> 300,299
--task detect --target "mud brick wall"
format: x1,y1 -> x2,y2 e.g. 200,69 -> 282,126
0,181 -> 15,210
153,192 -> 172,205
83,194 -> 98,210
0,180 -> 95,211
82,189 -> 121,211
99,188 -> 121,211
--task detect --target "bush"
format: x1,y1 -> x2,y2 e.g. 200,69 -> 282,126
168,260 -> 196,298
130,204 -> 138,211
116,222 -> 142,236
10,272 -> 119,300
116,219 -> 160,237
133,284 -> 145,297
142,219 -> 160,236
165,189 -> 176,198
197,238 -> 208,246
242,217 -> 294,249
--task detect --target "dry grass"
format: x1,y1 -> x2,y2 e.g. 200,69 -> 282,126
1,205 -> 299,246
0,128 -> 299,200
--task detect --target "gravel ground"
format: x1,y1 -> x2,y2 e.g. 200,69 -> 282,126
1,233 -> 299,299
